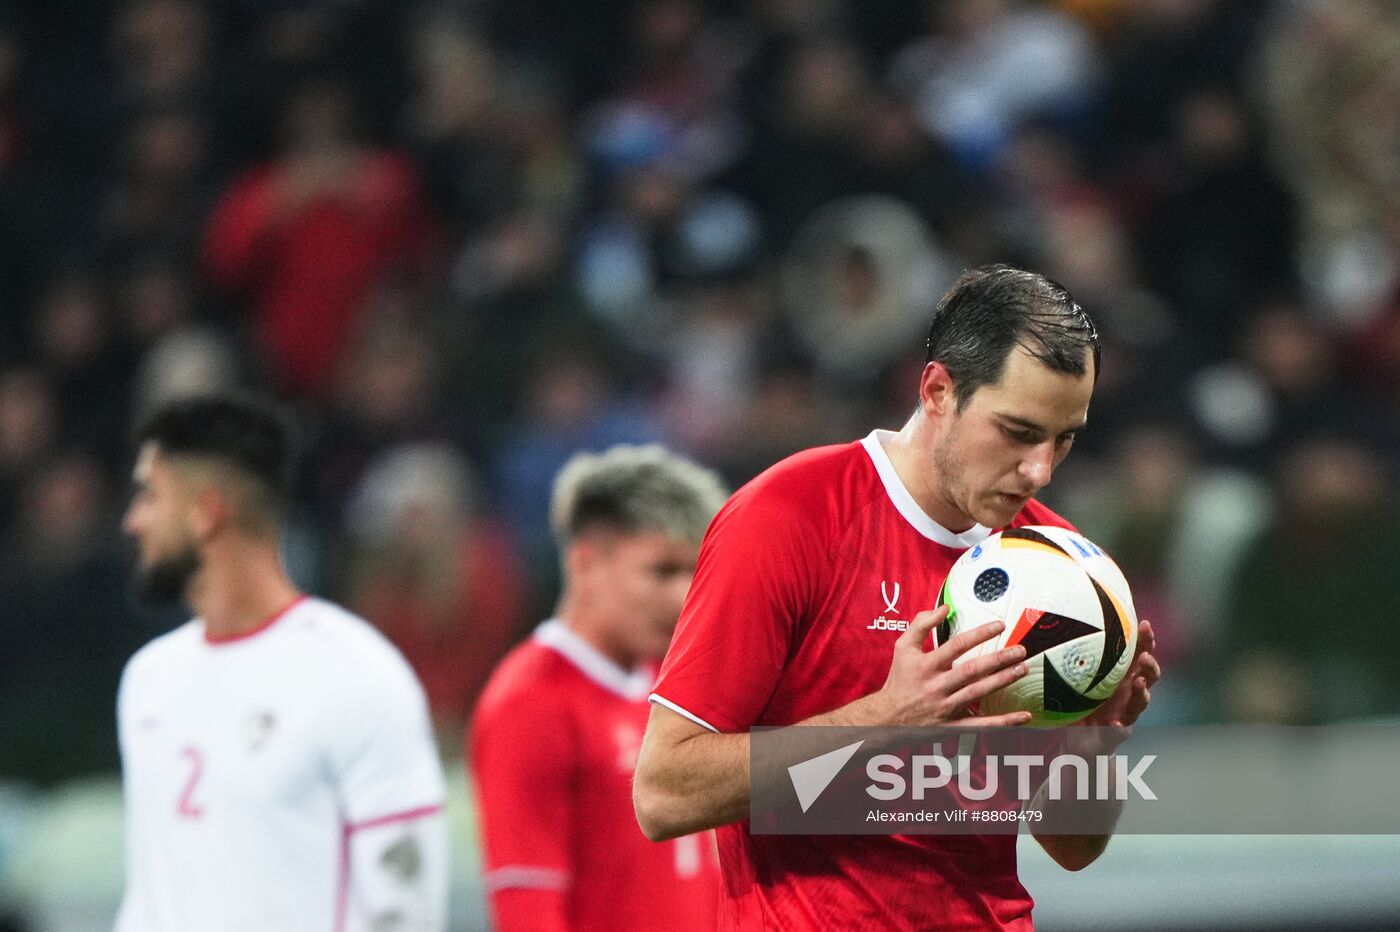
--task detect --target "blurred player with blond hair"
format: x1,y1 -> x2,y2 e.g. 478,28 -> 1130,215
472,444 -> 728,930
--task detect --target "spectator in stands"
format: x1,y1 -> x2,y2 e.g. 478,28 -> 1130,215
202,76 -> 434,398
1220,437 -> 1400,723
0,452 -> 138,783
346,443 -> 526,741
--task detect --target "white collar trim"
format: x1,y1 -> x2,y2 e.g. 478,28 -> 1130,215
533,619 -> 653,701
860,430 -> 993,548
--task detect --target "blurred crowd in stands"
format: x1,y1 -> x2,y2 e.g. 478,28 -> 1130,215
4,0 -> 1400,789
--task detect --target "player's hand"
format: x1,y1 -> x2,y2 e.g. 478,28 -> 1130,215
872,606 -> 1032,728
1076,619 -> 1161,751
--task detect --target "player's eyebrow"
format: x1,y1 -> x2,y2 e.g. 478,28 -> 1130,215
997,414 -> 1087,435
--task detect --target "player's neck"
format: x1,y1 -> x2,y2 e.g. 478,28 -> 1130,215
555,597 -> 641,672
187,539 -> 302,642
883,417 -> 976,534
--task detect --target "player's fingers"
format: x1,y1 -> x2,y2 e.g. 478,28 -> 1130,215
898,606 -> 946,652
1121,680 -> 1150,725
943,642 -> 1027,693
1069,721 -> 1132,754
1136,619 -> 1156,655
957,710 -> 1033,729
1101,723 -> 1134,743
944,656 -> 1029,712
931,619 -> 1005,669
1135,653 -> 1162,687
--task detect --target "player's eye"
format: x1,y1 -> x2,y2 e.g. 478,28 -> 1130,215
1004,427 -> 1038,444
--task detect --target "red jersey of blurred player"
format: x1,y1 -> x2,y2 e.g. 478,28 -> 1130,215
474,622 -> 719,929
471,446 -> 729,931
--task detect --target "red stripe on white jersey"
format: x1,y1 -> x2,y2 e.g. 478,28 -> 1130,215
333,803 -> 444,932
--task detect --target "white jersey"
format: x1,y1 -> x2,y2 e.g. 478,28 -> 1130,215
115,596 -> 446,932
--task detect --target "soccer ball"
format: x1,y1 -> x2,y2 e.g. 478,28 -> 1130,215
935,526 -> 1137,727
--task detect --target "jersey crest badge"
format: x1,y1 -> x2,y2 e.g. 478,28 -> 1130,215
243,710 -> 277,752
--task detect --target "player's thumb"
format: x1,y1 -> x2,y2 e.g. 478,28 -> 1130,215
898,606 -> 946,652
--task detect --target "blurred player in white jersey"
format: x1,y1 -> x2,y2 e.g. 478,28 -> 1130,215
115,394 -> 447,932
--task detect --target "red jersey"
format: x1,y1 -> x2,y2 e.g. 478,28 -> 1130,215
651,430 -> 1075,931
472,620 -> 720,931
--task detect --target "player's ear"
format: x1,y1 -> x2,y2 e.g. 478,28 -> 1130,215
567,529 -> 620,583
919,362 -> 956,417
564,535 -> 600,581
189,484 -> 231,541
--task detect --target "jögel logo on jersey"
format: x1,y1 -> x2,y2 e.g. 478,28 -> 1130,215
866,580 -> 908,632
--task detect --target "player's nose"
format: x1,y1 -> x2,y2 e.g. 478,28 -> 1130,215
1018,442 -> 1055,488
121,503 -> 143,537
668,585 -> 689,614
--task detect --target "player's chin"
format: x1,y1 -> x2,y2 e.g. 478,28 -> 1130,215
648,624 -> 678,657
979,496 -> 1026,528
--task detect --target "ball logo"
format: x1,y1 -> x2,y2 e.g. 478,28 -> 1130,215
973,567 -> 1010,602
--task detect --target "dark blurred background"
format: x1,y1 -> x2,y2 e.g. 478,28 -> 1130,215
2,0 -> 1400,927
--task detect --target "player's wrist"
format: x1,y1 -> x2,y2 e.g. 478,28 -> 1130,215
846,688 -> 898,727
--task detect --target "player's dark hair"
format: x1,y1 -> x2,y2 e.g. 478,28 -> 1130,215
925,264 -> 1100,411
136,394 -> 296,517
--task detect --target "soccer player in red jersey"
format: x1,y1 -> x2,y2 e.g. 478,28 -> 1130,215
635,265 -> 1163,930
472,445 -> 729,931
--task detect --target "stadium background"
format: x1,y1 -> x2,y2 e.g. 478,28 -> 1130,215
1,0 -> 1399,928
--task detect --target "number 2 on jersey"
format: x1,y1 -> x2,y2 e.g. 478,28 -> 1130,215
177,746 -> 206,818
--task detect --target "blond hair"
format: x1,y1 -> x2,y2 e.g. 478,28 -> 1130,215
550,445 -> 728,547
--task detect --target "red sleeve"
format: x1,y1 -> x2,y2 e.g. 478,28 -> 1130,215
488,890 -> 569,932
470,686 -> 575,932
651,480 -> 827,733
201,167 -> 280,291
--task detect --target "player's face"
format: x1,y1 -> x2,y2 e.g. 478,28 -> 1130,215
589,530 -> 700,663
123,443 -> 203,600
934,346 -> 1093,529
